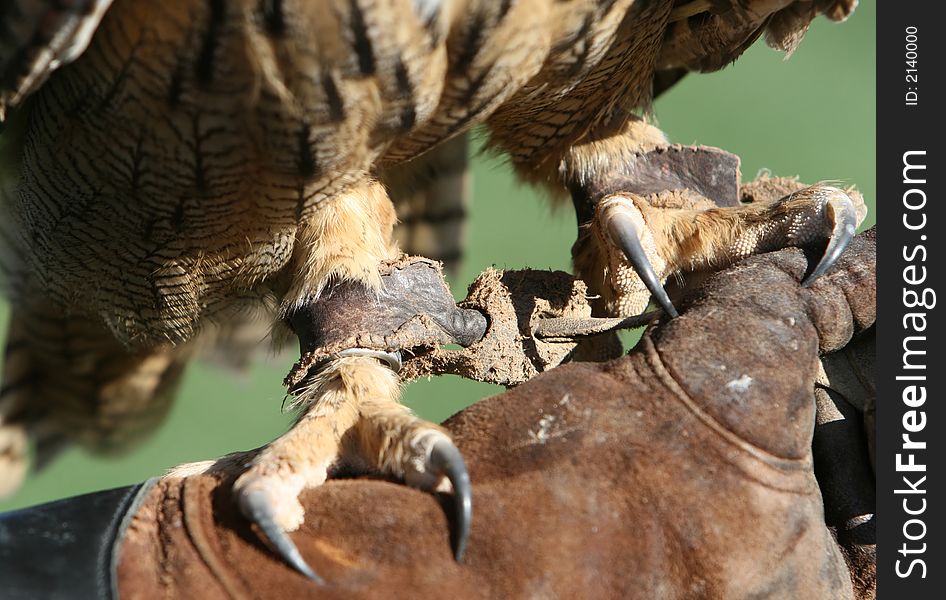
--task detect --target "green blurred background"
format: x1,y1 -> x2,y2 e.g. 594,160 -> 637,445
0,5 -> 875,511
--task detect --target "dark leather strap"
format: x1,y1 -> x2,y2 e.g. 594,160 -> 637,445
0,479 -> 154,600
285,256 -> 487,391
570,145 -> 743,225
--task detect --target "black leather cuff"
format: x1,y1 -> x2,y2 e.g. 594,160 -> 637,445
0,478 -> 157,600
285,256 -> 487,392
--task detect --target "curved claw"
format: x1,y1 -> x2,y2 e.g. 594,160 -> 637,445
428,439 -> 472,562
239,488 -> 325,585
606,210 -> 680,319
801,191 -> 858,287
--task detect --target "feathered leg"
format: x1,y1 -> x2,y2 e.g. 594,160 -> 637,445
169,181 -> 473,582
218,357 -> 468,582
555,119 -> 866,318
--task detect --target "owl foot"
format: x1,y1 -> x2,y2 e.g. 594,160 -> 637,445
224,257 -> 483,582
226,353 -> 470,583
590,183 -> 864,317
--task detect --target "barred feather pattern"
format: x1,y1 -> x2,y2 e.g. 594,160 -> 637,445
0,0 -> 853,490
387,132 -> 470,273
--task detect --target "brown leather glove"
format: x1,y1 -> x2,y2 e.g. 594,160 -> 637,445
108,230 -> 875,599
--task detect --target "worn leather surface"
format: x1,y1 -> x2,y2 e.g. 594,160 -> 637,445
288,156 -> 801,393
820,328 -> 876,469
400,268 -> 623,386
0,482 -> 146,600
286,256 -> 488,391
571,145 -> 743,224
651,228 -> 875,459
115,230 -> 876,599
288,259 -> 623,388
816,329 -> 877,600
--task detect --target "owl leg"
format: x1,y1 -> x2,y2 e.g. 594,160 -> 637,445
547,119 -> 865,320
164,182 -> 480,582
585,184 -> 865,317
207,357 -> 470,582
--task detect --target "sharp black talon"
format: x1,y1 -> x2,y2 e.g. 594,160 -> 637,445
801,191 -> 858,287
239,489 -> 325,584
428,439 -> 472,562
607,211 -> 680,318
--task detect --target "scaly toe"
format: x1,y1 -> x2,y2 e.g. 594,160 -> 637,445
594,194 -> 678,318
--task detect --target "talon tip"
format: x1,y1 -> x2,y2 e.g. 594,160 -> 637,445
239,489 -> 326,585
800,191 -> 859,287
605,204 -> 679,320
429,439 -> 472,563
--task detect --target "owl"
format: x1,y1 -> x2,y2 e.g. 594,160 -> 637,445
0,0 -> 861,579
